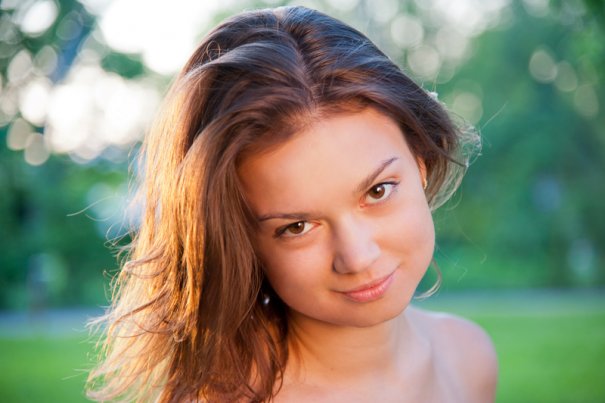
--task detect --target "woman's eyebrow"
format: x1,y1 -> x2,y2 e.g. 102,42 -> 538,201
354,157 -> 399,194
257,212 -> 313,223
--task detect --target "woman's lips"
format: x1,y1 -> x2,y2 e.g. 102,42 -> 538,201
341,272 -> 395,303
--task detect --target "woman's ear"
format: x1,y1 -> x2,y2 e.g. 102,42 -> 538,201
416,158 -> 428,190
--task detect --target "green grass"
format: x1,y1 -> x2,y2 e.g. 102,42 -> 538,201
1,291 -> 604,402
479,313 -> 605,403
0,336 -> 93,402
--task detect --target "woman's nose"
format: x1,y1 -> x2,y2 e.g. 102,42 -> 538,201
331,216 -> 380,274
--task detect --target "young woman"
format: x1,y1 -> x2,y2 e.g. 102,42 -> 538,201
88,6 -> 497,402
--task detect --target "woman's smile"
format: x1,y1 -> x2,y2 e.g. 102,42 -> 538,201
339,270 -> 397,303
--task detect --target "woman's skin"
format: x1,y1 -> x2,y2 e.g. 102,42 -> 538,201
238,108 -> 498,402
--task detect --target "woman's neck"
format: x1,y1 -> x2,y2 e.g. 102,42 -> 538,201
283,307 -> 431,386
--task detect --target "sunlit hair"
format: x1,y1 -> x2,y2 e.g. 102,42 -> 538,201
87,6 -> 478,402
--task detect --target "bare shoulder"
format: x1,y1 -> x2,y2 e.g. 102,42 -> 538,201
407,306 -> 498,402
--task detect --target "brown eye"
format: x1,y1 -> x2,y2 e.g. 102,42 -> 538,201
364,182 -> 398,205
368,184 -> 386,199
287,221 -> 306,235
275,220 -> 315,239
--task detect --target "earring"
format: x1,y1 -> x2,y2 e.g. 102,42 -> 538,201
262,293 -> 270,306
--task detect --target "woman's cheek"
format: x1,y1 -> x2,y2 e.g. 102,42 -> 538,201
410,207 -> 435,268
262,242 -> 329,294
386,200 -> 434,266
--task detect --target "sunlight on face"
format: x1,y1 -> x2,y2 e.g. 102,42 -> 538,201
238,108 -> 435,328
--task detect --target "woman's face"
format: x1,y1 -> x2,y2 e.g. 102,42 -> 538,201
238,108 -> 435,328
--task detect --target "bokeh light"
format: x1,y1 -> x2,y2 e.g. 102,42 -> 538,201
17,0 -> 59,37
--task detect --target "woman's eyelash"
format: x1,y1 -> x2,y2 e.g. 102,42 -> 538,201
274,226 -> 286,238
274,221 -> 308,238
365,181 -> 400,203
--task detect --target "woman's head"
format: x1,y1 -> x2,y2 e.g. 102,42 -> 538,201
238,107 -> 436,331
158,3 -> 464,313
90,6 -> 475,402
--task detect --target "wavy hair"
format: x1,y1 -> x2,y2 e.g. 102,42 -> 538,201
87,6 -> 477,402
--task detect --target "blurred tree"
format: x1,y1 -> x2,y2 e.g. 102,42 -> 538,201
0,0 -> 136,308
435,0 -> 604,288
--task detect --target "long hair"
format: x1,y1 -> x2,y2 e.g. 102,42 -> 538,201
87,6 -> 477,402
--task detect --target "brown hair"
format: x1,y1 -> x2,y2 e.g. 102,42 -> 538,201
87,6 -> 477,402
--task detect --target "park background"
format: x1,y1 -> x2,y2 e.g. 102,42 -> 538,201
0,0 -> 603,401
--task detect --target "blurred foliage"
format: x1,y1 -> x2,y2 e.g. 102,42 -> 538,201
0,0 -> 604,309
0,146 -> 125,308
434,0 -> 605,288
